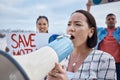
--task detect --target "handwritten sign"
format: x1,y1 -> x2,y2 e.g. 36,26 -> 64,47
91,0 -> 120,5
6,32 -> 59,55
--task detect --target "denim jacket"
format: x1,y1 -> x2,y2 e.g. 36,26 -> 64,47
95,26 -> 120,49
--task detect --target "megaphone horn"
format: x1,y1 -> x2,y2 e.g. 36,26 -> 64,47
0,34 -> 73,80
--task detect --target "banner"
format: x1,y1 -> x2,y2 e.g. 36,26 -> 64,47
6,32 -> 59,55
91,0 -> 120,5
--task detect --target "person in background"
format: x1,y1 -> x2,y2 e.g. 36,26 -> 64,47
36,16 -> 49,33
47,9 -> 116,80
36,16 -> 59,43
0,33 -> 9,52
36,16 -> 59,80
87,0 -> 120,79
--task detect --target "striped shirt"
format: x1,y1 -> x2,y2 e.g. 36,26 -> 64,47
64,50 -> 117,80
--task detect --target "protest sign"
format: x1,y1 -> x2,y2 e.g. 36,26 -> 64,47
6,32 -> 58,55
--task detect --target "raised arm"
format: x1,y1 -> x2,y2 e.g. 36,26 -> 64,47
86,0 -> 92,12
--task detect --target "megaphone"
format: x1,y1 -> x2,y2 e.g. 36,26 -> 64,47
0,34 -> 73,80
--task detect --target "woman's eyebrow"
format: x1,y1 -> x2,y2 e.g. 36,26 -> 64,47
68,21 -> 82,23
74,21 -> 82,23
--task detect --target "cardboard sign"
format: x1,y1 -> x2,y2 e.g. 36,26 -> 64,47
6,32 -> 59,55
91,0 -> 120,5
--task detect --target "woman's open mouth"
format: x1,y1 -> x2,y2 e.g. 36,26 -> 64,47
70,35 -> 75,40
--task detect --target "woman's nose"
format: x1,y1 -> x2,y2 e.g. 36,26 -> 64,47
41,25 -> 44,28
68,26 -> 75,32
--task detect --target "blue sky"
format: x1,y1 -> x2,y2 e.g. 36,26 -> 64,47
0,0 -> 120,33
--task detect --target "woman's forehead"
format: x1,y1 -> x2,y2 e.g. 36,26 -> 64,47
69,13 -> 87,22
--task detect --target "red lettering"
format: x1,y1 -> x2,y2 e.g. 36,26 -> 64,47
23,33 -> 36,47
23,34 -> 29,46
24,48 -> 33,53
29,33 -> 36,47
11,33 -> 36,48
13,48 -> 33,55
13,50 -> 21,55
11,33 -> 36,55
11,34 -> 19,48
19,49 -> 25,55
19,34 -> 25,47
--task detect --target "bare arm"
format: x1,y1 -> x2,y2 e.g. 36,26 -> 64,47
86,0 -> 92,12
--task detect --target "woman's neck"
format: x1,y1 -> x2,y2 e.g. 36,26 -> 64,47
72,47 -> 93,57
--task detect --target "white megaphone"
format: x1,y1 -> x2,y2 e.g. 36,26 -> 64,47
0,34 -> 73,80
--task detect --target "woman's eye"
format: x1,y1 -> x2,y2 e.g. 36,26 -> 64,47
76,24 -> 81,26
39,23 -> 41,25
68,23 -> 71,26
43,23 -> 46,25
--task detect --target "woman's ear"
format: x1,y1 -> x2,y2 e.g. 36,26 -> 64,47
89,27 -> 94,38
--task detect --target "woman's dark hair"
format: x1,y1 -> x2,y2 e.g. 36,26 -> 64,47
36,16 -> 49,25
73,10 -> 97,48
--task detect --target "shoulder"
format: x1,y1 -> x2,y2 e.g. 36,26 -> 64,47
117,26 -> 120,28
97,27 -> 105,30
97,27 -> 106,31
48,34 -> 60,43
116,26 -> 120,31
114,26 -> 120,36
94,50 -> 114,61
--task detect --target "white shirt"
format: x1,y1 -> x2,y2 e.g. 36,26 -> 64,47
65,50 -> 117,80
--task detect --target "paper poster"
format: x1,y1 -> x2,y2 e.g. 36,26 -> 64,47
6,32 -> 59,55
